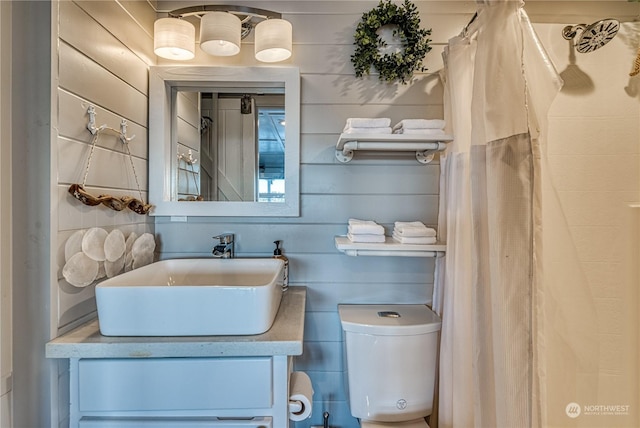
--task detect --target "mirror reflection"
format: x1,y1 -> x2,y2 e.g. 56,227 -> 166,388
175,90 -> 285,202
148,66 -> 299,217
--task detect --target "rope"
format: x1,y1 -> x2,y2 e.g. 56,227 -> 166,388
121,135 -> 145,203
71,121 -> 152,215
81,133 -> 100,187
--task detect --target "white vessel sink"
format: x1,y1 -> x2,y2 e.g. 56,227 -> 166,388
95,258 -> 284,336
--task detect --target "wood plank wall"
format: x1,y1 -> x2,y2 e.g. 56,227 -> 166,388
153,2 -> 475,426
52,2 -> 155,425
176,91 -> 202,199
50,2 -> 640,428
53,0 -> 155,332
153,3 -> 640,427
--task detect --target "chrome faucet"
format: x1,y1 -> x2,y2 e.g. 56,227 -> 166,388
212,233 -> 235,258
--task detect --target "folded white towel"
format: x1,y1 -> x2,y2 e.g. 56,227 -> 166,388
348,225 -> 386,236
393,128 -> 446,136
348,233 -> 386,243
394,226 -> 437,237
392,119 -> 446,131
349,219 -> 385,235
392,233 -> 437,245
394,221 -> 437,237
343,127 -> 393,134
395,221 -> 426,227
345,118 -> 391,128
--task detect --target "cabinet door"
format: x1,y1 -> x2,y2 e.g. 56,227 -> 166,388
77,358 -> 273,412
78,417 -> 272,427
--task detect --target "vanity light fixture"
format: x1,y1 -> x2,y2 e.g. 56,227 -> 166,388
154,5 -> 292,62
255,18 -> 293,62
154,17 -> 196,60
200,11 -> 241,56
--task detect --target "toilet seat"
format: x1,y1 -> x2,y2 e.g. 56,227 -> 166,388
361,418 -> 429,428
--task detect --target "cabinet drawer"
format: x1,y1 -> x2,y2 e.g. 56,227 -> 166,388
77,358 -> 273,412
78,417 -> 272,427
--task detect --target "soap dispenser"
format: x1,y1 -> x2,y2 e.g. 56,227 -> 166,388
273,240 -> 289,291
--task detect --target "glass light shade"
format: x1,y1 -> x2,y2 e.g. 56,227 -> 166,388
255,19 -> 292,62
154,18 -> 195,60
200,12 -> 241,56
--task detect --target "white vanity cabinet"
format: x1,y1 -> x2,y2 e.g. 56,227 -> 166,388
70,356 -> 286,427
47,287 -> 306,428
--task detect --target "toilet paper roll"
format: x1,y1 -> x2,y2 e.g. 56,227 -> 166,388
289,371 -> 314,421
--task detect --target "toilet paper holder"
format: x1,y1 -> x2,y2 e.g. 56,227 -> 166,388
288,371 -> 314,421
288,400 -> 304,414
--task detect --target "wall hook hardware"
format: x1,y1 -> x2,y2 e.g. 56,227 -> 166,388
86,105 -> 98,134
72,105 -> 150,214
178,149 -> 198,165
86,105 -> 135,144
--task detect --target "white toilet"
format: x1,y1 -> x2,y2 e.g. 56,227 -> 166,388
339,304 -> 442,428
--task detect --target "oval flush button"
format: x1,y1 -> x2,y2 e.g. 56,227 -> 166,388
378,311 -> 401,318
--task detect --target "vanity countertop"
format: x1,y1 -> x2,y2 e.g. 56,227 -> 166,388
46,286 -> 306,359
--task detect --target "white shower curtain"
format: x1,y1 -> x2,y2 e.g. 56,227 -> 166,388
433,1 -> 599,427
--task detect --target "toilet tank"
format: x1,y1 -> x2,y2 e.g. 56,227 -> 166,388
338,304 -> 441,423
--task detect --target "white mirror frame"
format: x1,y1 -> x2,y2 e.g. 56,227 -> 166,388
148,66 -> 300,217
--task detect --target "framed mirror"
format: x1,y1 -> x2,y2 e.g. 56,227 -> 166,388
148,66 -> 300,216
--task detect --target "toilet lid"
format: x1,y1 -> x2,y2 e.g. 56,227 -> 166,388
361,418 -> 429,428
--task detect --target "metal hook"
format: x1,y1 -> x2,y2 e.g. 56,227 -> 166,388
87,106 -> 98,135
119,119 -> 135,144
86,105 -> 135,143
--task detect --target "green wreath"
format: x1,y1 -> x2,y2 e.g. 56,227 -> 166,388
351,0 -> 432,84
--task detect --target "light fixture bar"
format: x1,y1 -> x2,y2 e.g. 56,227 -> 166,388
168,5 -> 281,21
169,5 -> 282,40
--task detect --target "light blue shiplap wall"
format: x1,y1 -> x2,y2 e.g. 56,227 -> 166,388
153,2 -> 473,426
52,1 -> 156,427
54,0 -> 155,332
41,1 -> 640,428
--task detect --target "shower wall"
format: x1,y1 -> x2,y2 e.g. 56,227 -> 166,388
537,19 -> 640,428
